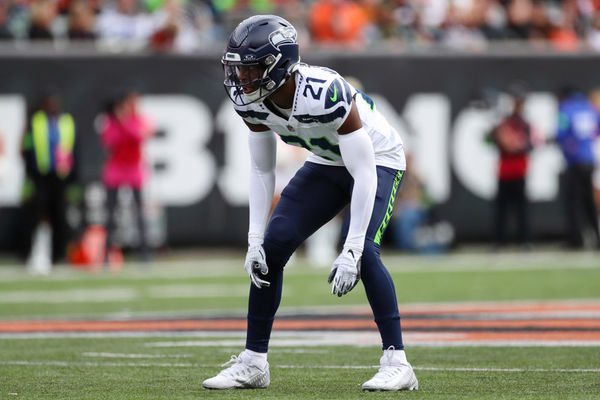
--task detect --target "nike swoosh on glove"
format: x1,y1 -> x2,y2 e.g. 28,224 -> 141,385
244,245 -> 270,289
328,248 -> 361,297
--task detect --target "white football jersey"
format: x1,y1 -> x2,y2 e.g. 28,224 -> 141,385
233,64 -> 406,170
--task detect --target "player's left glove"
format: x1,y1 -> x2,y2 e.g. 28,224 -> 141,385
244,245 -> 270,289
328,247 -> 361,297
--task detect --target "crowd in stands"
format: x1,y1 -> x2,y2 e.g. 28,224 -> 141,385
1,0 -> 600,53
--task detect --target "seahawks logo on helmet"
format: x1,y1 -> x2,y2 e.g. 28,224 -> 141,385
269,26 -> 297,50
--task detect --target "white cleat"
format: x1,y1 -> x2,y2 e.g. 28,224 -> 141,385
362,348 -> 419,391
202,351 -> 270,390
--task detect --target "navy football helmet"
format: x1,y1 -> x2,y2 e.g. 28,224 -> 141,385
222,15 -> 300,106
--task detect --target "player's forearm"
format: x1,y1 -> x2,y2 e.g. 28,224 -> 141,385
248,168 -> 275,245
339,128 -> 377,253
247,130 -> 277,246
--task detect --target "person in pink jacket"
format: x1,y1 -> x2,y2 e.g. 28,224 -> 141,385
101,89 -> 153,262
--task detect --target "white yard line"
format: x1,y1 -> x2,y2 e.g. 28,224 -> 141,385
408,341 -> 600,347
144,335 -> 383,348
221,348 -> 331,354
0,331 -> 247,339
5,298 -> 599,321
82,352 -> 191,359
0,360 -> 195,367
398,298 -> 600,311
0,288 -> 137,303
0,250 -> 598,283
143,337 -> 600,348
413,366 -> 600,373
1,360 -> 599,373
0,284 -> 252,304
0,260 -> 243,282
281,365 -> 600,373
1,330 -> 600,347
146,284 -> 250,298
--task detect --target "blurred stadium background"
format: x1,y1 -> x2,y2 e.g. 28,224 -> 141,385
0,0 -> 600,257
1,1 -> 600,398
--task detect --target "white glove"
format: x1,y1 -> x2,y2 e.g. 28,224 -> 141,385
244,245 -> 270,289
328,248 -> 361,297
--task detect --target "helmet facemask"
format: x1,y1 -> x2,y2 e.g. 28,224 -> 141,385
222,15 -> 300,106
223,53 -> 284,106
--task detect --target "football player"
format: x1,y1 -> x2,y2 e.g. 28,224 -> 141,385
202,15 -> 418,392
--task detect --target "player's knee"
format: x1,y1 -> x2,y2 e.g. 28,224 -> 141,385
360,240 -> 382,278
361,240 -> 380,263
263,216 -> 299,271
264,215 -> 300,249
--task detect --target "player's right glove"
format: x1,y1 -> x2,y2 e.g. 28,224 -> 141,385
328,247 -> 361,297
244,245 -> 270,289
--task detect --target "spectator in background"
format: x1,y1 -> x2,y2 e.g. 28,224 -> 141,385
4,0 -> 600,51
556,86 -> 600,249
441,1 -> 489,51
101,89 -> 153,263
96,0 -> 151,45
149,18 -> 177,51
28,0 -> 57,40
0,0 -> 14,39
90,0 -> 105,14
308,0 -> 370,46
586,10 -> 600,51
391,156 -> 429,252
149,0 -> 198,53
488,84 -> 533,250
391,155 -> 454,254
547,2 -> 579,51
589,87 -> 600,213
527,0 -> 550,43
371,0 -> 401,41
0,131 -> 4,188
505,0 -> 534,40
68,0 -> 96,40
21,90 -> 76,267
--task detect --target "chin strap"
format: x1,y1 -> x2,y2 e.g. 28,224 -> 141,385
254,61 -> 300,103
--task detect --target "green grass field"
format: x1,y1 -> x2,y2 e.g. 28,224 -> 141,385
1,339 -> 599,399
1,249 -> 599,399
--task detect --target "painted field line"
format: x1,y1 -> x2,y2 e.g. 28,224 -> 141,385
146,284 -> 251,299
0,288 -> 137,303
1,330 -> 600,347
219,348 -> 330,354
0,249 -> 598,284
82,352 -> 191,359
383,251 -> 600,272
8,299 -> 600,322
399,299 -> 600,314
0,331 -> 248,339
144,339 -> 600,348
409,341 -> 600,347
0,259 -> 243,282
281,365 -> 600,373
412,366 -> 600,373
1,360 -> 599,373
0,284 -> 253,304
143,332 -> 383,348
0,360 -> 195,368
